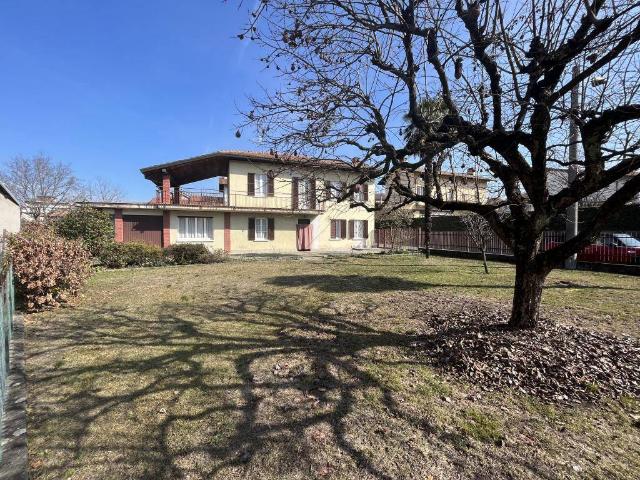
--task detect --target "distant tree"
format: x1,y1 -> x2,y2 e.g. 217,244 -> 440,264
403,97 -> 449,258
461,213 -> 493,274
377,207 -> 414,251
1,155 -> 82,221
241,0 -> 640,328
85,177 -> 124,203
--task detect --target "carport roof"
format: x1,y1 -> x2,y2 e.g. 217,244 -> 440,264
140,150 -> 359,186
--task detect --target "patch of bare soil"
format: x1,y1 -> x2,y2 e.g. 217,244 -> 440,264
386,293 -> 640,403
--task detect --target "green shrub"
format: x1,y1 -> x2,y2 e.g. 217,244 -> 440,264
55,206 -> 114,257
7,222 -> 92,311
163,244 -> 227,265
100,242 -> 166,268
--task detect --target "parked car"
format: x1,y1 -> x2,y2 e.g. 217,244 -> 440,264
577,232 -> 640,264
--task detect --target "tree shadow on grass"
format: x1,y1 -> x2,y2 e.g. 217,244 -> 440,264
266,274 -> 638,293
25,288 -> 562,480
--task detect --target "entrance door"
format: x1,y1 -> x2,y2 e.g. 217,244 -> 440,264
296,219 -> 312,251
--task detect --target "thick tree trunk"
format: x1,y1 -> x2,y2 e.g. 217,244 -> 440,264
509,258 -> 548,329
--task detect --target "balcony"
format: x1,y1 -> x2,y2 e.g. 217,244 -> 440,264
151,188 -> 326,212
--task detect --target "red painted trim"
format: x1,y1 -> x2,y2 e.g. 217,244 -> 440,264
162,173 -> 171,204
162,211 -> 171,247
114,209 -> 124,242
224,213 -> 231,253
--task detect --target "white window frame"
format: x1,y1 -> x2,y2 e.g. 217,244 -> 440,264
255,173 -> 268,197
331,219 -> 343,240
353,220 -> 365,240
255,217 -> 268,241
353,185 -> 365,203
298,179 -> 310,209
416,185 -> 425,196
178,216 -> 213,241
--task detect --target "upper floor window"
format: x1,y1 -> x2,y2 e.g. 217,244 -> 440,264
416,185 -> 425,196
178,216 -> 213,240
255,173 -> 268,197
328,181 -> 344,200
352,184 -> 369,203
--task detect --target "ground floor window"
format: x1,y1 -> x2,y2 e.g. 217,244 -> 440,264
255,217 -> 268,241
249,217 -> 274,241
178,216 -> 213,240
330,219 -> 346,239
353,220 -> 365,239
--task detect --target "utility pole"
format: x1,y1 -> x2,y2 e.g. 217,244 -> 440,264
564,64 -> 580,269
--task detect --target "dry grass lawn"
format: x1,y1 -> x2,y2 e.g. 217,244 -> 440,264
25,254 -> 640,479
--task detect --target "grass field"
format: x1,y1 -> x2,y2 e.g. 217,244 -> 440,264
25,255 -> 640,479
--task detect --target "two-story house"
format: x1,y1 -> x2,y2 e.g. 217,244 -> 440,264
85,151 -> 375,254
376,168 -> 491,218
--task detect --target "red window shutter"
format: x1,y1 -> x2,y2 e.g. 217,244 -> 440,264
309,179 -> 316,209
341,220 -> 347,239
348,220 -> 354,239
268,218 -> 275,240
362,184 -> 369,202
292,177 -> 299,209
267,171 -> 275,196
248,173 -> 255,196
363,220 -> 369,238
330,219 -> 336,239
248,217 -> 255,240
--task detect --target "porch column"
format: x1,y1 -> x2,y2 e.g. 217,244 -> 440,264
114,209 -> 124,243
162,211 -> 171,247
161,172 -> 171,204
224,213 -> 231,253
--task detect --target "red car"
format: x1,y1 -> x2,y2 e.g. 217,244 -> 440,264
577,233 -> 640,265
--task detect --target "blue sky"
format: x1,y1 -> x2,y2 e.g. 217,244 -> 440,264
0,1 -> 271,200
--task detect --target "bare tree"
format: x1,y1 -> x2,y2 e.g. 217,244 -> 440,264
1,155 -> 82,221
377,207 -> 414,251
462,213 -> 493,274
403,97 -> 448,258
85,177 -> 124,203
240,0 -> 640,328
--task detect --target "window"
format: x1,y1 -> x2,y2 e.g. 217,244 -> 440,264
298,179 -> 310,209
178,217 -> 213,240
416,185 -> 425,196
329,181 -> 343,200
255,217 -> 268,241
255,173 -> 268,197
353,185 -> 364,202
330,219 -> 345,240
353,220 -> 365,239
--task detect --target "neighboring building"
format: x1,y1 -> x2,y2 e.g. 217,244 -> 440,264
377,169 -> 491,218
547,168 -> 640,206
85,151 -> 375,254
0,181 -> 20,240
21,197 -> 72,221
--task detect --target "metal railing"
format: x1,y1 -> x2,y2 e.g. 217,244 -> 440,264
152,188 -> 326,211
0,252 -> 15,461
374,228 -> 640,265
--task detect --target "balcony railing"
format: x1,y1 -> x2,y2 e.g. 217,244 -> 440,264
152,188 -> 326,211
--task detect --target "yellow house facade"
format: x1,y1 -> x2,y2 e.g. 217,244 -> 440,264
87,151 -> 375,254
379,169 -> 491,218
